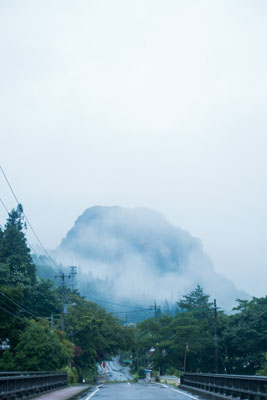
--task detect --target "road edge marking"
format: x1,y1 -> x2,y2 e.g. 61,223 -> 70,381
157,383 -> 199,400
85,385 -> 101,399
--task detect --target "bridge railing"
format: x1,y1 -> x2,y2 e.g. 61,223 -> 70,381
0,371 -> 67,400
181,372 -> 267,400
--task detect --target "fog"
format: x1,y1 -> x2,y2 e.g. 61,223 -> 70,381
51,206 -> 248,312
1,1 -> 267,297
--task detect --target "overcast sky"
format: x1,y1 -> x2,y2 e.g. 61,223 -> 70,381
1,0 -> 267,297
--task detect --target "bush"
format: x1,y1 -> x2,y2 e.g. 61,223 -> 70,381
166,367 -> 181,378
65,366 -> 79,384
137,366 -> 145,379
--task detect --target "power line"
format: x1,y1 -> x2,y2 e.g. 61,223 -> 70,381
86,296 -> 150,311
0,165 -> 58,268
0,198 -> 9,214
112,309 -> 153,314
0,302 -> 33,322
0,196 -> 38,255
0,297 -> 19,315
0,291 -> 60,323
0,304 -> 19,318
0,303 -> 37,326
0,196 -> 59,270
0,192 -> 56,275
0,290 -> 40,319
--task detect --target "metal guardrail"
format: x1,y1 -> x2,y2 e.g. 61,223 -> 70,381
0,371 -> 63,377
181,373 -> 267,400
0,371 -> 68,400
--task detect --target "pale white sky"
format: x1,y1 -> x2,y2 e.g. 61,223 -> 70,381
1,0 -> 267,297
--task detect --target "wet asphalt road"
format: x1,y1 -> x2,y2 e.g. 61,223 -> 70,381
82,382 -> 199,400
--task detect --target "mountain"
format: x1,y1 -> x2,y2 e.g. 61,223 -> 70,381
54,206 -> 248,311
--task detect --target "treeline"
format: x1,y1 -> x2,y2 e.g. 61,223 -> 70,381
131,286 -> 267,377
0,205 -> 134,381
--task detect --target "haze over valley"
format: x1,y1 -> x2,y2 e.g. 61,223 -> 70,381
35,206 -> 248,313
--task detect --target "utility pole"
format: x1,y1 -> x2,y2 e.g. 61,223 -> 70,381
214,299 -> 218,373
150,300 -> 157,319
50,314 -> 54,332
55,273 -> 70,331
69,266 -> 77,292
184,342 -> 189,372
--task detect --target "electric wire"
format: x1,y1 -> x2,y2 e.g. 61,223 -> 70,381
0,297 -> 19,315
0,304 -> 19,318
0,198 -> 9,214
0,197 -> 59,298
0,290 -> 40,319
0,165 -> 58,268
0,291 -> 59,322
0,166 -> 169,324
86,295 -> 151,311
0,302 -> 33,323
0,196 -> 38,255
0,303 -> 37,326
112,309 -> 153,314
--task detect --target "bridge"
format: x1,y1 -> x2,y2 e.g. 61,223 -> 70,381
181,373 -> 267,400
0,371 -> 267,400
0,371 -> 67,400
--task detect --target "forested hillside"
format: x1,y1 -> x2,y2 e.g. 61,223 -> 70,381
55,206 -> 248,312
0,205 -> 134,381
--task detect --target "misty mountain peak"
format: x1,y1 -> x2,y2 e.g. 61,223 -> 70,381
56,206 -> 247,311
59,206 -> 198,272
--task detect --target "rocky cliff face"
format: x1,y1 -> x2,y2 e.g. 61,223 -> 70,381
55,206 -> 247,311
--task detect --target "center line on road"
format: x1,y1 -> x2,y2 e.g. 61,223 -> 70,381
158,383 -> 199,400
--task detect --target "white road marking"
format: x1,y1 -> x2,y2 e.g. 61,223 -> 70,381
158,383 -> 199,400
127,382 -> 131,386
85,385 -> 101,399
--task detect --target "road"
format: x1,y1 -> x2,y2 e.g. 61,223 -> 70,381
81,382 -> 201,400
97,356 -> 133,381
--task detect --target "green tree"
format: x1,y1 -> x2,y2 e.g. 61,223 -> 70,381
223,296 -> 267,374
0,322 -> 73,371
65,292 -> 134,380
258,353 -> 267,376
0,205 -> 36,286
177,285 -> 213,314
132,287 -> 218,375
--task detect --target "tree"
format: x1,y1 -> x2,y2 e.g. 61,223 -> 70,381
258,353 -> 267,376
223,296 -> 267,374
0,205 -> 36,286
177,285 -> 213,314
24,279 -> 61,317
0,322 -> 73,371
65,292 -> 134,381
132,287 -> 219,375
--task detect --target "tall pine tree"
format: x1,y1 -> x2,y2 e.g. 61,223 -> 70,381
0,204 -> 36,286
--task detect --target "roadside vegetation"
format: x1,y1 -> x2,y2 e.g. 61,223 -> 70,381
0,205 -> 134,382
130,286 -> 267,377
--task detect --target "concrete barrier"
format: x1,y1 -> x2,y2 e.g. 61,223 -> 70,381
159,375 -> 180,386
